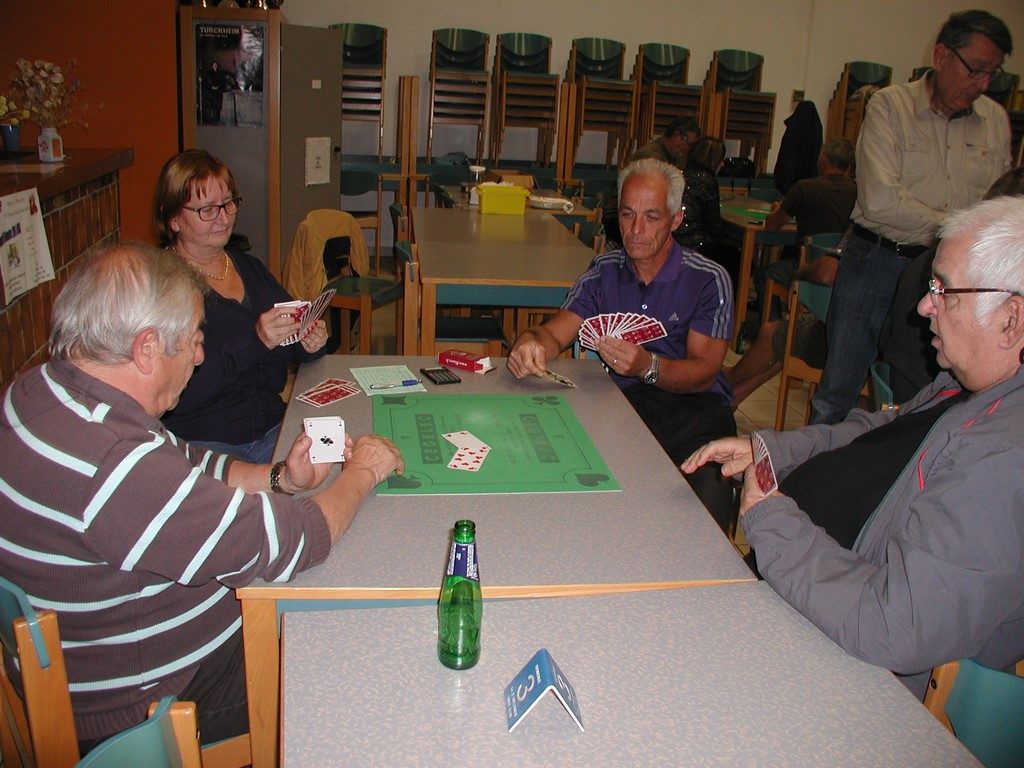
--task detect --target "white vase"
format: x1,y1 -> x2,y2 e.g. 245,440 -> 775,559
37,126 -> 64,162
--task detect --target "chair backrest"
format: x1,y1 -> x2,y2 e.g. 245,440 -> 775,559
331,23 -> 386,68
985,71 -> 1020,108
869,361 -> 896,411
577,220 -> 606,253
432,28 -> 489,72
0,574 -> 80,768
75,697 -> 202,768
340,170 -> 378,197
802,231 -> 843,264
568,38 -> 625,81
846,61 -> 891,94
926,658 -> 1024,768
712,49 -> 763,91
798,280 -> 832,324
909,66 -> 932,82
638,43 -> 689,85
431,183 -> 457,209
496,33 -> 551,75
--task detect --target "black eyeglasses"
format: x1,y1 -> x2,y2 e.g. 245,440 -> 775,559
927,276 -> 1020,307
947,46 -> 1004,83
183,196 -> 242,221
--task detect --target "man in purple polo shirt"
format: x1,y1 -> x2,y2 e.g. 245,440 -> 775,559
508,158 -> 737,529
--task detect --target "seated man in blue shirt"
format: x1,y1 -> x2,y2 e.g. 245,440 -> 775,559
508,158 -> 737,529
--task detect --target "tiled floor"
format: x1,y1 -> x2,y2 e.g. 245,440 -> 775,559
725,349 -> 814,434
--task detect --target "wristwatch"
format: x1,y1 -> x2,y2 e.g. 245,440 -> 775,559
641,352 -> 660,385
269,460 -> 289,494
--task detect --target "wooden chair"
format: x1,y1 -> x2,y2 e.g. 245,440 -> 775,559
340,169 -> 383,274
74,697 -> 201,768
565,38 -> 637,168
0,575 -> 249,768
395,241 -> 505,357
825,61 -> 892,141
427,28 -> 490,164
329,23 -> 387,159
631,43 -> 702,155
489,33 -> 560,165
924,658 -> 1024,768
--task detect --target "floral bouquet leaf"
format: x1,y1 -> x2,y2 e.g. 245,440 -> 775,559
8,58 -> 88,130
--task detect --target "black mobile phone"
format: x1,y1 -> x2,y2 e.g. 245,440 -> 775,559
420,366 -> 461,385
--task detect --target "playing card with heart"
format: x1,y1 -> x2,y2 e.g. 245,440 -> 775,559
442,430 -> 492,471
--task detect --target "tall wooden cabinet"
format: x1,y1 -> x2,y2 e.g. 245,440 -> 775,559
179,7 -> 342,279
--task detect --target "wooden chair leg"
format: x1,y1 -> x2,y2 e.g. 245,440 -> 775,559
358,295 -> 373,356
336,308 -> 352,355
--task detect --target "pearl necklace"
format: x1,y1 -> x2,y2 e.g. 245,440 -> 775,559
174,247 -> 230,281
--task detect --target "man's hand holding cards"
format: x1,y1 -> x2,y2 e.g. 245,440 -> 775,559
750,433 -> 778,495
578,312 -> 666,352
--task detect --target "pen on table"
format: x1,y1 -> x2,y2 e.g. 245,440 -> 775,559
369,379 -> 422,390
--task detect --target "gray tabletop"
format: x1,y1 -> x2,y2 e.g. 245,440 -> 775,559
254,356 -> 751,596
281,582 -> 977,767
413,207 -> 594,286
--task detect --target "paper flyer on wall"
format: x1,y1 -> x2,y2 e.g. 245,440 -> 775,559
0,187 -> 55,306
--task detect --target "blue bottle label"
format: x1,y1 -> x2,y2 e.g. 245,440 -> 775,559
446,541 -> 479,580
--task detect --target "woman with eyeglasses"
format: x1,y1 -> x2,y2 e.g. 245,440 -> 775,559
155,149 -> 328,463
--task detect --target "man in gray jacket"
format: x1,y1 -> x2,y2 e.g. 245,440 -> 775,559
683,196 -> 1024,697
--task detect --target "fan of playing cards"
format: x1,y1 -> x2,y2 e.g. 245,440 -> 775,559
444,431 -> 491,472
275,288 -> 336,346
577,312 -> 667,351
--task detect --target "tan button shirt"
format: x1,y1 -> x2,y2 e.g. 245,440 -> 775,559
851,76 -> 1010,245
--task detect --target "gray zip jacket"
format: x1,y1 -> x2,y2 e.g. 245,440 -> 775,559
744,366 -> 1024,697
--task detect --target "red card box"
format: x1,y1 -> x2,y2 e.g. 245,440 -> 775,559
438,349 -> 495,374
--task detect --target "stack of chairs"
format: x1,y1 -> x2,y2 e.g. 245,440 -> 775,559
565,38 -> 638,168
330,23 -> 387,159
825,61 -> 891,142
631,43 -> 702,156
489,33 -> 560,166
702,49 -> 776,175
427,28 -> 490,164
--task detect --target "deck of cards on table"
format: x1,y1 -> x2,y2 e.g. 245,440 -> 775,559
437,349 -> 496,374
273,288 -> 336,346
295,378 -> 360,407
577,312 -> 666,351
444,431 -> 491,472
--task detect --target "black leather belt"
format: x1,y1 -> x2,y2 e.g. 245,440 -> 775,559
851,223 -> 929,259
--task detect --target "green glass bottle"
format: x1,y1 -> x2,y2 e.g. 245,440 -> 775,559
437,519 -> 482,670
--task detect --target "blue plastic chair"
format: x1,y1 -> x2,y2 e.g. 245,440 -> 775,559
925,658 -> 1024,768
75,697 -> 202,768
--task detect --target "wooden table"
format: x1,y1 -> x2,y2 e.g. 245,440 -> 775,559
413,207 -> 596,354
239,355 -> 753,767
719,193 -> 797,345
281,583 -> 978,766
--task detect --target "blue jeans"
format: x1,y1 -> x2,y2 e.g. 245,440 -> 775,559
810,233 -> 909,424
188,422 -> 281,464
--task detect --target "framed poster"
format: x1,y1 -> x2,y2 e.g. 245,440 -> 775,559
194,20 -> 265,127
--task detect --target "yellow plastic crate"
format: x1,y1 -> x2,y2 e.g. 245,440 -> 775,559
477,184 -> 529,215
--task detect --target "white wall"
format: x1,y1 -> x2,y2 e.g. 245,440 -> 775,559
284,0 -> 1024,167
